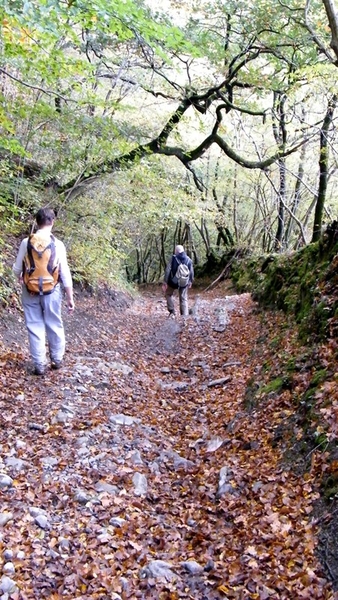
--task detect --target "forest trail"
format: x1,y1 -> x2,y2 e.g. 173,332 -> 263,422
0,284 -> 336,600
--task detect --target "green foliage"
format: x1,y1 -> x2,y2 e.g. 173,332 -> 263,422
310,368 -> 328,387
230,223 -> 338,340
260,375 -> 292,395
1,0 -> 338,294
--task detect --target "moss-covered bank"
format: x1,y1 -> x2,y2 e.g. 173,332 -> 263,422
230,221 -> 338,340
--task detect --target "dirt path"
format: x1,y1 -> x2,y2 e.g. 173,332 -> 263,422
0,285 -> 336,599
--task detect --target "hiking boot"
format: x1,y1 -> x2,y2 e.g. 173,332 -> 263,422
33,365 -> 45,376
168,312 -> 175,319
51,360 -> 62,370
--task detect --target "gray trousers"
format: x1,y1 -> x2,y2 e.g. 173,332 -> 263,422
165,285 -> 189,316
22,285 -> 65,368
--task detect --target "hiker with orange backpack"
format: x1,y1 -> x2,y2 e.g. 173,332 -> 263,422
13,208 -> 74,375
162,245 -> 194,319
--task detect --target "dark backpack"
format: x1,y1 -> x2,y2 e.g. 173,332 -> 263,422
23,233 -> 60,295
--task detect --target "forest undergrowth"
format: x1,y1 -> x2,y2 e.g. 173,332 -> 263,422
0,282 -> 337,599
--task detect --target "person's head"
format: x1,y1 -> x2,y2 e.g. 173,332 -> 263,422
175,244 -> 184,255
35,208 -> 56,228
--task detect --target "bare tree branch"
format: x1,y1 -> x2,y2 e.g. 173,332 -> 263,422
321,0 -> 338,62
304,0 -> 336,62
0,67 -> 73,102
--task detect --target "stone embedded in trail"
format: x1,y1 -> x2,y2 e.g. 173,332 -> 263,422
181,560 -> 204,575
40,456 -> 59,467
77,446 -> 90,457
36,513 -> 49,529
206,437 -> 224,453
76,385 -> 88,393
132,472 -> 147,496
75,365 -> 93,377
108,361 -> 133,376
207,376 -> 232,388
222,360 -> 241,368
74,490 -> 91,504
0,513 -> 13,527
75,436 -> 90,447
128,449 -> 143,466
213,325 -> 227,333
140,560 -> 177,582
97,528 -> 113,544
167,450 -> 195,471
157,380 -> 190,391
53,404 -> 75,425
0,474 -> 12,488
216,465 -> 235,498
3,562 -> 15,575
218,466 -> 228,488
149,461 -> 160,474
214,305 -> 229,332
216,482 -> 234,497
28,422 -> 48,432
61,403 -> 75,413
0,575 -> 17,594
15,439 -> 26,449
109,517 -> 126,527
5,456 -> 28,471
252,481 -> 263,492
189,437 -> 204,449
92,379 -> 110,389
110,413 -> 139,426
178,366 -> 191,373
191,357 -> 209,370
94,481 -> 119,495
29,507 -> 47,518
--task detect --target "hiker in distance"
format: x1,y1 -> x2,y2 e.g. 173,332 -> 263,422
162,244 -> 194,319
13,208 -> 74,376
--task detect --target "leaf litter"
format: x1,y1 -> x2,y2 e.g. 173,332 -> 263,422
0,284 -> 337,599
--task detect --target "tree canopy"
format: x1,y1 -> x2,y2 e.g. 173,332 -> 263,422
1,0 -> 338,286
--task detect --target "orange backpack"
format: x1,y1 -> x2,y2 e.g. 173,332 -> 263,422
23,233 -> 60,295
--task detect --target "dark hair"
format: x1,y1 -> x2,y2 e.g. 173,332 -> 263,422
35,208 -> 55,227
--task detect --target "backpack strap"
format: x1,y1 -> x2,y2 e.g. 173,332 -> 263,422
25,236 -> 36,275
46,234 -> 58,276
170,254 -> 178,280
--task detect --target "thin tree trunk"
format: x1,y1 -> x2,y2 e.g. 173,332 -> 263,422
232,165 -> 239,243
311,94 -> 337,242
194,217 -> 211,256
285,133 -> 307,245
272,91 -> 287,251
159,227 -> 168,273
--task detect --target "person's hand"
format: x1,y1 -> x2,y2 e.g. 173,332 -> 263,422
65,287 -> 75,312
67,297 -> 75,312
162,283 -> 167,294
